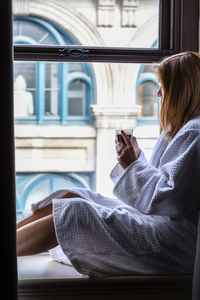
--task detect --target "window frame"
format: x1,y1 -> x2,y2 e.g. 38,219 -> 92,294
1,1 -> 199,299
14,0 -> 199,63
135,61 -> 161,125
136,77 -> 161,126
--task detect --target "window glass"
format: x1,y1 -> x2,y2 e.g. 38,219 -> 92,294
15,61 -> 161,220
16,173 -> 92,220
13,16 -> 93,123
13,0 -> 161,220
138,81 -> 159,117
69,63 -> 84,73
26,179 -> 50,209
13,0 -> 159,48
136,63 -> 160,124
68,80 -> 87,116
14,62 -> 36,117
45,62 -> 59,116
14,61 -> 93,124
14,19 -> 56,44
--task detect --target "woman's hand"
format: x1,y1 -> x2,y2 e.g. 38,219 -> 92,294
116,130 -> 140,169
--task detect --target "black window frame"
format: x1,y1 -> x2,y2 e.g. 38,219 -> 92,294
1,1 -> 199,299
14,0 -> 199,63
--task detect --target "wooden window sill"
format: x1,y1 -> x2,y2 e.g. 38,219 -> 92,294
18,253 -> 192,300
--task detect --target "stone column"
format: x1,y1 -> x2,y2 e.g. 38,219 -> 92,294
91,104 -> 140,197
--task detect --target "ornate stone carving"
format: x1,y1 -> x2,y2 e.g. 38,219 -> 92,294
13,0 -> 31,15
121,0 -> 139,27
97,0 -> 116,27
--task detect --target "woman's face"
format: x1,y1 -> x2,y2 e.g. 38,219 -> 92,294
157,76 -> 164,99
157,74 -> 164,99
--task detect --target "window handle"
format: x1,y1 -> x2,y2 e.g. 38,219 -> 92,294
58,48 -> 89,58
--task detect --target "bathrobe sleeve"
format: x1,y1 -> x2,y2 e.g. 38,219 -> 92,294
113,129 -> 200,218
110,149 -> 147,184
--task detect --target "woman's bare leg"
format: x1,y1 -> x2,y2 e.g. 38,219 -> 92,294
17,192 -> 79,229
17,203 -> 53,229
17,192 -> 81,256
17,214 -> 58,256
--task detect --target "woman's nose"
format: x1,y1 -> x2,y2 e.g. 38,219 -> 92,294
157,87 -> 162,97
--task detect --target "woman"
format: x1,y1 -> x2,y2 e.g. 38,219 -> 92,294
17,51 -> 200,277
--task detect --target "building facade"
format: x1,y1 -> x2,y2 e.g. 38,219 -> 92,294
13,0 -> 160,219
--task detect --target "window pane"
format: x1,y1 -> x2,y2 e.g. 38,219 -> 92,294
13,0 -> 159,48
16,173 -> 91,220
68,80 -> 87,116
68,97 -> 84,115
15,61 -> 160,218
14,62 -> 36,117
138,81 -> 158,117
45,62 -> 59,116
69,63 -> 84,73
14,61 -> 92,123
14,19 -> 57,45
25,179 -> 51,211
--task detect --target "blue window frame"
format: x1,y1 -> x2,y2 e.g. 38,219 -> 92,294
14,16 -> 94,125
135,41 -> 161,126
16,172 -> 94,221
136,68 -> 161,125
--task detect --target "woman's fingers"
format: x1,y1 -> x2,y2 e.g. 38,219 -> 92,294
116,142 -> 125,155
131,136 -> 141,158
121,130 -> 132,146
117,146 -> 137,169
116,132 -> 140,169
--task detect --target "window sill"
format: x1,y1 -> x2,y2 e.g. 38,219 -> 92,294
18,253 -> 192,300
136,117 -> 160,126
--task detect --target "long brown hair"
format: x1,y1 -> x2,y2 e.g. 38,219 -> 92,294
157,51 -> 200,140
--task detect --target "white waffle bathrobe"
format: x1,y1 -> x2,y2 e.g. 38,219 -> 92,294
32,117 -> 200,277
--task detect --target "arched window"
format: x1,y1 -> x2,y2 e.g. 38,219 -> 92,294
16,173 -> 92,220
14,16 -> 94,125
66,72 -> 93,122
135,41 -> 161,125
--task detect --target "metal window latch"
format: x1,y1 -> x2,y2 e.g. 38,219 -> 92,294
58,48 -> 90,58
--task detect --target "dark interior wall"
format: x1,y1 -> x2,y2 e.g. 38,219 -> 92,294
0,1 -> 18,299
